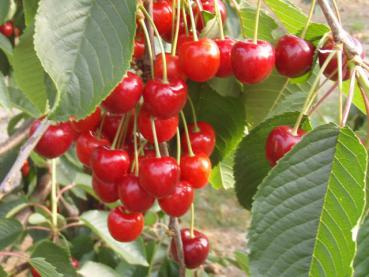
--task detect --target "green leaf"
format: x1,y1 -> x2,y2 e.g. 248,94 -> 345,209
0,33 -> 12,58
29,257 -> 63,277
0,71 -> 10,108
343,79 -> 366,115
234,112 -> 311,209
0,218 -> 22,249
31,241 -> 77,277
267,90 -> 308,119
0,265 -> 8,277
209,151 -> 235,190
23,0 -> 39,26
81,210 -> 148,266
0,0 -> 10,24
354,215 -> 369,277
5,87 -> 42,117
208,76 -> 242,98
34,0 -> 137,121
13,23 -> 47,114
249,124 -> 367,276
79,262 -> 119,277
234,251 -> 250,274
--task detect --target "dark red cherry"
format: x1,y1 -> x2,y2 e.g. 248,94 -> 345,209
138,108 -> 178,143
153,0 -> 173,39
180,154 -> 211,189
102,114 -> 134,143
30,120 -> 75,159
139,156 -> 180,198
266,125 -> 305,166
107,206 -> 144,242
232,39 -> 275,84
275,35 -> 315,78
102,72 -> 143,114
92,175 -> 118,203
76,131 -> 110,167
91,146 -> 130,183
118,175 -> 155,212
143,79 -> 188,119
193,0 -> 227,30
21,160 -> 30,177
182,122 -> 216,156
154,53 -> 187,81
171,228 -> 210,269
0,21 -> 14,37
179,38 -> 220,82
70,107 -> 101,133
159,181 -> 194,217
134,32 -> 145,60
215,37 -> 236,77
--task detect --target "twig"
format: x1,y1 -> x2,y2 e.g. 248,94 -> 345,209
169,217 -> 186,277
0,119 -> 32,156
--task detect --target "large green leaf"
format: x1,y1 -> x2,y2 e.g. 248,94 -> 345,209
0,218 -> 22,249
354,215 -> 369,277
79,262 -> 119,277
209,151 -> 235,190
0,0 -> 10,24
234,112 -> 311,209
249,124 -> 367,276
0,33 -> 12,58
23,0 -> 39,26
81,210 -> 148,266
29,257 -> 62,277
34,0 -> 137,121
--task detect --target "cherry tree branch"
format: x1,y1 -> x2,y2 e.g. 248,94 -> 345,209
0,119 -> 32,156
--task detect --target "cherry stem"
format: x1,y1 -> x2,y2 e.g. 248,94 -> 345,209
301,0 -> 316,39
150,117 -> 161,158
6,202 -> 52,219
341,67 -> 357,127
131,140 -> 148,173
190,203 -> 195,238
96,110 -> 106,138
308,82 -> 338,116
111,114 -> 126,149
176,128 -> 181,164
182,5 -> 189,36
56,183 -> 76,203
188,96 -> 199,132
51,158 -> 58,238
214,0 -> 225,40
140,19 -> 155,79
253,0 -> 262,44
187,0 -> 199,41
337,48 -> 343,124
331,0 -> 341,23
133,106 -> 139,176
118,111 -> 131,148
180,111 -> 195,156
171,0 -> 182,56
269,78 -> 290,112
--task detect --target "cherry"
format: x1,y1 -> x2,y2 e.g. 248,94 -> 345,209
30,120 -> 75,159
143,79 -> 188,119
275,35 -> 315,78
70,107 -> 101,133
177,33 -> 196,52
102,72 -> 144,114
159,181 -> 194,217
153,0 -> 173,39
179,38 -> 220,82
232,39 -> 275,84
107,206 -> 144,242
91,146 -> 130,183
266,125 -> 305,166
139,156 -> 180,198
154,53 -> 187,81
71,258 -> 80,269
214,37 -> 236,78
180,154 -> 211,189
102,114 -> 134,143
133,32 -> 145,60
92,175 -> 119,203
0,21 -> 14,37
182,121 -> 216,156
171,228 -> 210,269
138,108 -> 178,143
76,131 -> 110,167
193,0 -> 227,30
21,160 -> 30,177
118,175 -> 155,212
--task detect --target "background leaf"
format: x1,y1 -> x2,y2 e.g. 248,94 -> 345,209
29,257 -> 63,277
23,0 -> 39,26
209,151 -> 235,190
354,215 -> 369,277
0,33 -> 12,58
0,218 -> 22,249
79,261 -> 119,277
0,0 -> 10,24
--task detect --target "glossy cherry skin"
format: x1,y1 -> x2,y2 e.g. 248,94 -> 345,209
0,21 -> 14,37
171,228 -> 210,269
70,107 -> 101,133
138,108 -> 178,143
215,37 -> 236,77
179,38 -> 220,82
30,120 -> 75,159
143,79 -> 188,119
139,156 -> 180,198
154,53 -> 187,81
21,160 -> 30,177
177,33 -> 196,52
102,72 -> 144,114
180,154 -> 211,189
91,146 -> 130,183
266,125 -> 305,166
275,35 -> 315,78
118,175 -> 155,212
107,206 -> 144,242
134,32 -> 145,60
76,131 -> 110,167
92,175 -> 119,203
159,181 -> 194,217
153,0 -> 173,39
182,121 -> 216,156
232,39 -> 275,84
102,114 -> 134,143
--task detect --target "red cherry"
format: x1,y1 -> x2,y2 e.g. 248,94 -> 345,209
182,122 -> 216,156
102,114 -> 134,143
177,33 -> 196,52
215,37 -> 236,78
179,38 -> 220,82
154,53 -> 187,81
138,108 -> 178,143
275,35 -> 315,78
30,120 -> 75,159
159,181 -> 194,217
21,160 -> 30,177
102,72 -> 143,114
0,21 -> 14,37
70,107 -> 101,133
92,175 -> 118,203
118,175 -> 155,212
76,131 -> 110,167
153,0 -> 173,39
31,268 -> 41,277
193,0 -> 227,30
180,154 -> 211,189
134,32 -> 145,60
232,39 -> 275,84
71,258 -> 79,269
171,228 -> 210,269
139,156 -> 180,198
265,125 -> 305,166
143,79 -> 188,119
91,146 -> 130,183
107,206 -> 144,242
